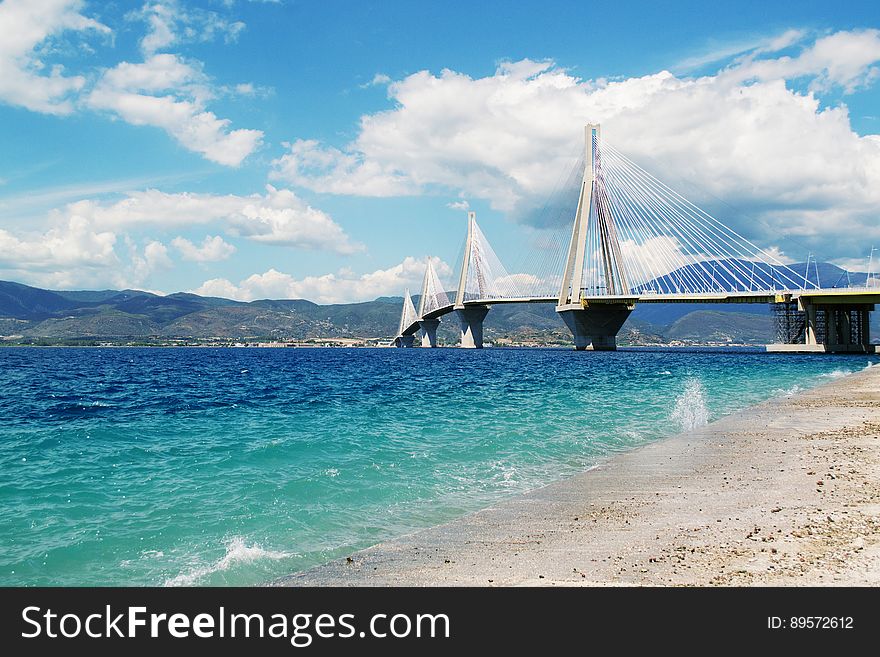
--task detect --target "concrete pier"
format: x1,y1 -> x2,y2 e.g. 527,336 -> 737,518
393,335 -> 416,348
768,297 -> 875,354
419,319 -> 440,348
456,305 -> 489,349
557,304 -> 633,351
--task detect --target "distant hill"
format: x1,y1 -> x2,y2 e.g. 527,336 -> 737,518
0,275 -> 875,345
664,310 -> 774,344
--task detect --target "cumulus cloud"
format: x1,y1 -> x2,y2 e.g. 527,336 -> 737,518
0,214 -> 121,288
172,234 -> 236,262
0,182 -> 361,290
64,185 -> 361,253
128,238 -> 173,283
0,0 -> 261,166
272,30 -> 880,258
193,256 -> 453,304
0,215 -> 117,272
271,139 -> 416,196
0,0 -> 110,114
87,53 -> 263,166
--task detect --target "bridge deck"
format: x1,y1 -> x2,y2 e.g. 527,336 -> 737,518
401,288 -> 880,336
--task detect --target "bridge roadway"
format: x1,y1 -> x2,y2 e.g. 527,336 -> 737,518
403,288 -> 880,340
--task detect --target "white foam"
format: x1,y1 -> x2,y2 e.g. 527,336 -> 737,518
819,369 -> 851,379
670,378 -> 710,431
164,537 -> 293,587
774,384 -> 803,398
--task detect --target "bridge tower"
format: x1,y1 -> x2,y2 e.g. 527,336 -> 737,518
416,257 -> 447,347
392,288 -> 418,347
555,124 -> 634,350
454,211 -> 490,348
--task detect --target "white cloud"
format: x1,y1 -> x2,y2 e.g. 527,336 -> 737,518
0,214 -> 121,288
447,200 -> 469,211
272,30 -> 880,259
271,139 -> 416,196
0,0 -> 109,114
172,234 -> 236,261
0,215 -> 117,272
128,238 -> 173,283
0,182 -> 361,290
674,28 -> 806,72
64,185 -> 361,254
360,73 -> 391,88
133,0 -> 246,56
829,257 -> 873,273
0,0 -> 262,166
87,53 -> 263,166
193,256 -> 453,304
759,246 -> 796,265
725,29 -> 880,94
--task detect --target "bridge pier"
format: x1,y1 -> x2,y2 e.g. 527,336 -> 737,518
419,319 -> 441,348
393,335 -> 416,348
457,305 -> 489,349
557,304 -> 633,351
768,298 -> 875,353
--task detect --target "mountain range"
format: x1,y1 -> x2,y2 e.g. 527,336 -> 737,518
0,261 -> 876,345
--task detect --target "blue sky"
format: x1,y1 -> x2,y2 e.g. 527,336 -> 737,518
0,0 -> 879,302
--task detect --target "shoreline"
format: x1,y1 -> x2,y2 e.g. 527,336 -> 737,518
282,364 -> 880,586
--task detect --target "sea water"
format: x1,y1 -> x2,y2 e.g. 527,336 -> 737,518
0,346 -> 876,586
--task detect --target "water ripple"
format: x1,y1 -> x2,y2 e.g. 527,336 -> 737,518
0,346 -> 875,585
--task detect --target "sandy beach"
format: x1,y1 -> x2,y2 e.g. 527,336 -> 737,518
283,362 -> 880,586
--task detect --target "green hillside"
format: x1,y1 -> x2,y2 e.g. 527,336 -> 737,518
0,279 -> 875,346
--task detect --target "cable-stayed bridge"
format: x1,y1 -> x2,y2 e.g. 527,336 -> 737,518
394,124 -> 878,353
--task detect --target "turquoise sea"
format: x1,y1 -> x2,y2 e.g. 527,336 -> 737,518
0,346 -> 876,586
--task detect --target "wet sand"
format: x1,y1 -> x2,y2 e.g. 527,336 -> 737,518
283,364 -> 880,586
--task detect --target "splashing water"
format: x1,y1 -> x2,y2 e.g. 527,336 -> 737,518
670,378 -> 710,431
819,369 -> 852,379
164,537 -> 294,587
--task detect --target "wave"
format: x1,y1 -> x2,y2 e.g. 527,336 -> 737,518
164,537 -> 294,587
670,378 -> 710,431
774,384 -> 803,398
818,369 -> 852,379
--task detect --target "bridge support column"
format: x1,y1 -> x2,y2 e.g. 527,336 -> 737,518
859,308 -> 871,347
557,304 -> 633,351
768,300 -> 875,353
805,302 -> 819,346
457,305 -> 489,349
826,307 -> 840,346
419,319 -> 441,348
393,335 -> 416,348
839,310 -> 852,347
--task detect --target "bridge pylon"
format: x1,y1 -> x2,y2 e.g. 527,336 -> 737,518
454,211 -> 490,348
393,288 -> 418,347
555,124 -> 633,350
416,257 -> 449,347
